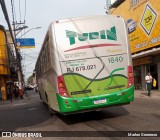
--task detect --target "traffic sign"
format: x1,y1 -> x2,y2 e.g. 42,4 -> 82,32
16,38 -> 35,48
140,4 -> 157,35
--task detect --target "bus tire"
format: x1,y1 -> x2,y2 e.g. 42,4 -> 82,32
45,92 -> 56,115
48,105 -> 56,115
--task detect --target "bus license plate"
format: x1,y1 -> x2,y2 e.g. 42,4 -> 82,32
94,99 -> 106,104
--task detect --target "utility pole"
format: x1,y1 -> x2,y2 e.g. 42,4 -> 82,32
0,0 -> 24,91
12,24 -> 27,89
10,0 -> 27,90
106,0 -> 111,15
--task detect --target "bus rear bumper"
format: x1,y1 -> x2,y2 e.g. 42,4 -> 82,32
57,86 -> 134,114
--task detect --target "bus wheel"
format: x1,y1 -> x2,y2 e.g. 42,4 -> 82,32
45,92 -> 56,115
48,105 -> 56,115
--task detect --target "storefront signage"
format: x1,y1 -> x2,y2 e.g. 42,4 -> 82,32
110,0 -> 160,54
133,56 -> 153,66
0,26 -> 9,75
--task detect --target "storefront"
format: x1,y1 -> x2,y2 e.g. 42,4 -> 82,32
133,50 -> 160,90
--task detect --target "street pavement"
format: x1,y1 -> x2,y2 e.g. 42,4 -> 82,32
0,89 -> 160,140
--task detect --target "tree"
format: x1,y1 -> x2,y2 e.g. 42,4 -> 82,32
27,75 -> 33,85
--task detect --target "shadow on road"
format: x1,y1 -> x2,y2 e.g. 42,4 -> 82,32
56,106 -> 129,125
0,100 -> 51,131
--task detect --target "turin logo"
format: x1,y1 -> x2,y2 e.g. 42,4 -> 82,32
66,26 -> 117,45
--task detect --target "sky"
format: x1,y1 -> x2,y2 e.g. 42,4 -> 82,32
0,0 -> 116,82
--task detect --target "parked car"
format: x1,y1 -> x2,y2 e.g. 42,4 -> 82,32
25,85 -> 34,90
126,18 -> 137,34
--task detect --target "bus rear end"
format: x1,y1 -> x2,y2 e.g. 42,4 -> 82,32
54,16 -> 134,114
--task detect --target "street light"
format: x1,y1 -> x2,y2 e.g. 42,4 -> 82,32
18,27 -> 41,38
13,25 -> 28,31
14,26 -> 29,36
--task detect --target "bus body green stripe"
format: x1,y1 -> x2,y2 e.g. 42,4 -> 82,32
104,68 -> 125,90
57,86 -> 134,114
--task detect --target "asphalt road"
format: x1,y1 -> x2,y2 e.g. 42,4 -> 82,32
0,90 -> 160,139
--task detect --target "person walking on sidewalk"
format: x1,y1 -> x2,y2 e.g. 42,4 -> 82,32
24,87 -> 29,100
145,72 -> 153,96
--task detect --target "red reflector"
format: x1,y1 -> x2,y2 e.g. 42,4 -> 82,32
59,83 -> 64,88
129,73 -> 133,77
128,66 -> 132,73
128,66 -> 134,87
57,76 -> 69,97
65,100 -> 68,104
129,77 -> 133,81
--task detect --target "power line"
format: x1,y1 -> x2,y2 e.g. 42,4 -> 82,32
24,0 -> 26,23
13,0 -> 17,23
1,0 -> 15,50
11,0 -> 15,25
1,0 -> 24,85
19,0 -> 21,22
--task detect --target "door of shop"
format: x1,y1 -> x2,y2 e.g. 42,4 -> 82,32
134,66 -> 141,89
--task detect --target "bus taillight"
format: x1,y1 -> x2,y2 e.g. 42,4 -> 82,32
57,76 -> 70,97
128,66 -> 133,87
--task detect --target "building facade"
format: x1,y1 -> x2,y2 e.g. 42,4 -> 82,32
110,0 -> 160,90
0,25 -> 10,100
0,25 -> 16,100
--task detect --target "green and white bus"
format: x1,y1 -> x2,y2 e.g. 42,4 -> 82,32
35,15 -> 134,115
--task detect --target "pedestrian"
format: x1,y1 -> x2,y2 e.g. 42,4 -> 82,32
145,72 -> 153,96
6,85 -> 10,100
15,85 -> 19,99
24,87 -> 29,100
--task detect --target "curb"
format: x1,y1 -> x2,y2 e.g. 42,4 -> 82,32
135,91 -> 160,99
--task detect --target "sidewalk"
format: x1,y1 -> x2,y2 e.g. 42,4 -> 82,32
135,89 -> 160,99
0,90 -> 37,106
0,97 -> 28,106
